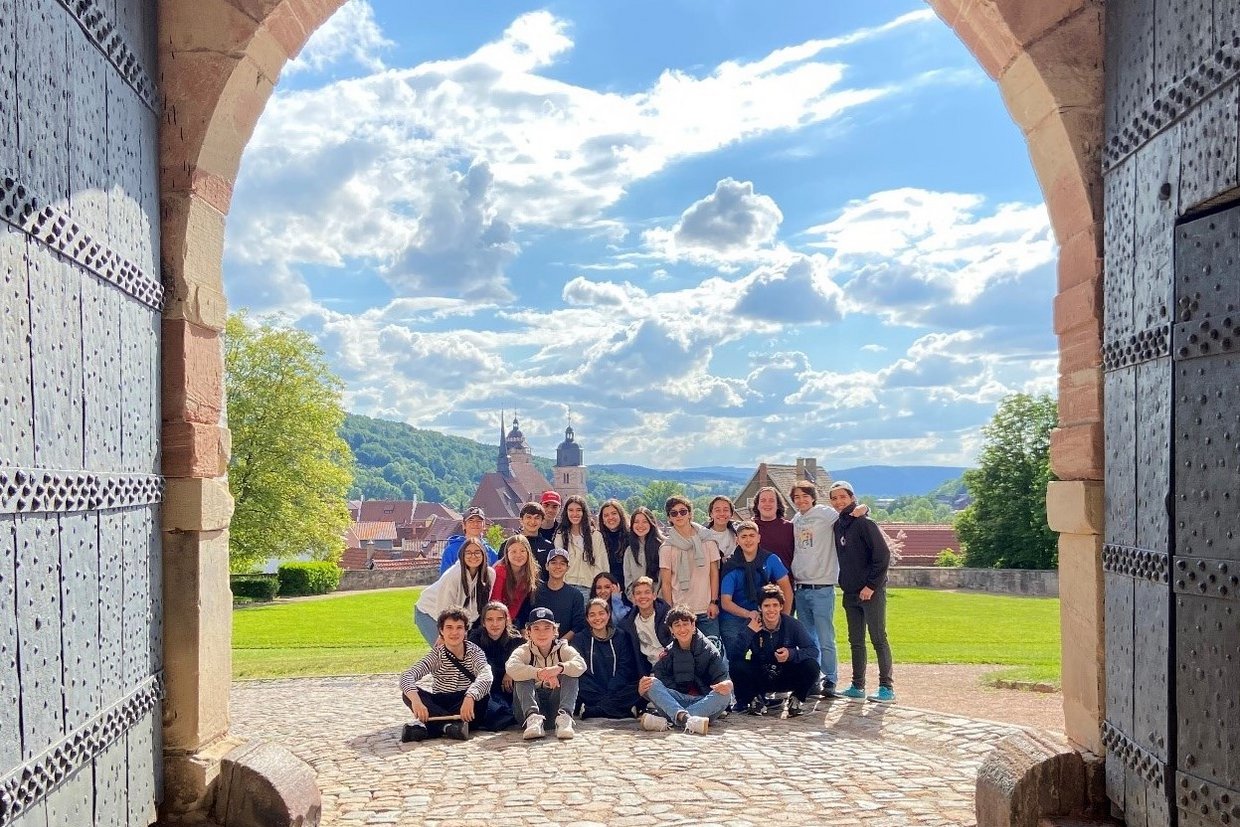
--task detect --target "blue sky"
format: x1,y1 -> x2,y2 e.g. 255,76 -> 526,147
224,0 -> 1057,469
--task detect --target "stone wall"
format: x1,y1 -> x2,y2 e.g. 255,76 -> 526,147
888,567 -> 1059,597
338,568 -> 439,591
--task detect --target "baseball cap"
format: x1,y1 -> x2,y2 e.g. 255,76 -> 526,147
526,606 -> 558,627
828,481 -> 854,495
540,491 -> 561,506
547,548 -> 569,564
463,506 -> 486,521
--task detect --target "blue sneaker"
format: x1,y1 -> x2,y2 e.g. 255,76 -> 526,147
839,684 -> 866,700
868,686 -> 896,704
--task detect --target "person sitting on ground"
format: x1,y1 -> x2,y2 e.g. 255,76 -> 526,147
829,480 -> 896,704
577,597 -> 643,719
618,575 -> 671,678
718,521 -> 794,664
438,507 -> 499,574
491,534 -> 541,626
732,585 -> 820,718
592,571 -> 630,621
468,601 -> 525,730
399,607 -> 492,742
637,605 -> 732,735
414,538 -> 494,645
531,548 -> 585,642
506,607 -> 587,740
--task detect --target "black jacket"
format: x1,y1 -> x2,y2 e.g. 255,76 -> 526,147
653,630 -> 728,694
617,598 -> 672,677
834,511 -> 891,594
747,614 -> 819,666
467,627 -> 523,694
580,627 -> 639,692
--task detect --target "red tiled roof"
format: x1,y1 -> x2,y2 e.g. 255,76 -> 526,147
348,521 -> 398,542
878,523 -> 961,566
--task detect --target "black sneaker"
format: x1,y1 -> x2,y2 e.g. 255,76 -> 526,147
401,722 -> 429,743
786,697 -> 804,718
442,721 -> 470,741
745,699 -> 766,717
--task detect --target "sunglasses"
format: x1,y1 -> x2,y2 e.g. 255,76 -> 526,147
668,508 -> 690,517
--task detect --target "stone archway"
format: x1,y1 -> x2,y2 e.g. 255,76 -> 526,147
155,0 -> 1107,818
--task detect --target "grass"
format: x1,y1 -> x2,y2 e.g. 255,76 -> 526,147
231,587 -> 1061,687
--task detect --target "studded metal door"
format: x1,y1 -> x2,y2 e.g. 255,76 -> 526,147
0,0 -> 163,825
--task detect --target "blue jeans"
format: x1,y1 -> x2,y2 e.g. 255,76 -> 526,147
644,679 -> 731,723
513,678 -> 579,722
718,612 -> 754,663
794,586 -> 838,686
695,612 -> 721,640
414,610 -> 440,647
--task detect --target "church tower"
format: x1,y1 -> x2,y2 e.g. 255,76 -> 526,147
553,424 -> 587,500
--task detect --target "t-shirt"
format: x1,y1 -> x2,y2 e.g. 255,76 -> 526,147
720,554 -> 790,612
658,533 -> 721,615
790,505 -> 841,585
705,526 -> 737,559
633,611 -> 663,667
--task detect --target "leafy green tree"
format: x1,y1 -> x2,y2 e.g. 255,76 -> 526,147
225,313 -> 354,572
639,480 -> 686,513
484,523 -> 506,549
955,393 -> 1058,569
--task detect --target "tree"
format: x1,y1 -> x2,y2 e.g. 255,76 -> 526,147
638,480 -> 686,513
225,313 -> 354,572
484,523 -> 506,549
954,393 -> 1058,569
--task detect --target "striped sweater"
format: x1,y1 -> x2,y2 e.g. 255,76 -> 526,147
398,641 -> 493,700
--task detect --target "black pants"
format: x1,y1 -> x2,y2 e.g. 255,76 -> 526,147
577,675 -> 643,719
478,689 -> 516,731
842,589 -> 893,689
401,688 -> 488,737
732,657 -> 820,707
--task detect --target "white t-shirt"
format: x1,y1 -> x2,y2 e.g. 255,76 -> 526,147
633,611 -> 662,666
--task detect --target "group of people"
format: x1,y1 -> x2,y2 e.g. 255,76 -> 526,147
400,481 -> 894,741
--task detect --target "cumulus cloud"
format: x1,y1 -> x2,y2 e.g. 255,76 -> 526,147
733,256 -> 844,324
644,178 -> 783,263
285,1 -> 393,76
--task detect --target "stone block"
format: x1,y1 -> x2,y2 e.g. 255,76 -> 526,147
212,740 -> 322,827
1053,279 -> 1103,336
163,477 -> 235,533
1056,532 -> 1105,753
163,319 -> 224,424
1057,323 -> 1103,375
1058,368 -> 1103,427
1046,481 -> 1104,534
976,730 -> 1107,825
162,530 -> 233,752
941,0 -> 1022,78
1026,108 -> 1103,244
1056,226 -> 1102,293
160,191 -> 228,327
993,0 -> 1092,48
1050,422 -> 1104,481
163,422 -> 231,479
162,735 -> 244,818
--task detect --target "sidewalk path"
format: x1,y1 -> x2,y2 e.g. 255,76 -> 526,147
231,675 -> 1045,826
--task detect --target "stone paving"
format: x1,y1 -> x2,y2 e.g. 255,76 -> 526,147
231,675 -> 1032,826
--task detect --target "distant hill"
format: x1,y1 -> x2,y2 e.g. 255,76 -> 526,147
829,466 -> 969,498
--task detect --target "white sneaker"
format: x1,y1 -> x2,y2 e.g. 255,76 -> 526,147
683,715 -> 709,735
555,709 -> 575,739
639,712 -> 670,732
523,713 -> 546,740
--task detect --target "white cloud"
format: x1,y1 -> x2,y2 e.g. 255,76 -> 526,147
643,178 -> 783,265
285,1 -> 393,77
733,256 -> 844,324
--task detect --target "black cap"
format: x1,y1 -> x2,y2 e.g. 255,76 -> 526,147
526,606 -> 557,627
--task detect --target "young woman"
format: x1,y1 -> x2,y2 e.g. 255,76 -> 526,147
704,495 -> 739,559
467,601 -> 526,730
591,571 -> 630,621
413,539 -> 494,645
577,598 -> 642,719
597,499 -> 630,588
491,534 -> 541,626
554,494 -> 606,599
624,506 -> 664,596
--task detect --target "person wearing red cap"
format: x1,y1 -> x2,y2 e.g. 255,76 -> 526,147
537,490 -> 562,543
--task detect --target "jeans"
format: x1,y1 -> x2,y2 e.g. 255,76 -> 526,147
695,612 -> 721,641
513,677 -> 580,722
718,612 -> 754,664
731,658 -> 821,707
794,586 -> 838,686
414,610 -> 440,647
644,679 -> 731,723
842,589 -> 894,689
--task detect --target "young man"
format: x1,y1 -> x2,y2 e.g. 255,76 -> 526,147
519,501 -> 556,578
752,486 -> 795,574
506,607 -> 587,740
718,521 -> 794,664
531,548 -> 585,642
537,490 -> 562,543
439,507 -> 499,574
732,585 -> 820,717
789,481 -> 865,697
638,605 -> 732,735
658,496 -> 722,639
618,575 -> 672,677
398,607 -> 493,742
829,481 -> 895,704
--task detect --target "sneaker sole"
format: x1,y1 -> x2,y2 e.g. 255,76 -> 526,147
867,697 -> 895,704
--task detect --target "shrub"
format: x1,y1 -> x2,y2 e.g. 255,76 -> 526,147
934,548 -> 965,568
231,574 -> 279,601
278,561 -> 342,596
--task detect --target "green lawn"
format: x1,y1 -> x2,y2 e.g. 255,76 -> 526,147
232,587 -> 1061,686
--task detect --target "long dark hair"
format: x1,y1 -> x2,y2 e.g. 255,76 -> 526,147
627,506 -> 664,579
753,486 -> 786,521
598,499 -> 629,547
557,494 -> 598,566
458,539 -> 492,611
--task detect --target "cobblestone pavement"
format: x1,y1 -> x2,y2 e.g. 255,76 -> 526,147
231,676 -> 1032,827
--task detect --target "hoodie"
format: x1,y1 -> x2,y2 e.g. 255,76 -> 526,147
467,626 -> 523,695
834,510 -> 891,594
506,637 -> 587,687
617,598 -> 672,676
653,630 -> 728,695
580,626 -> 639,693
